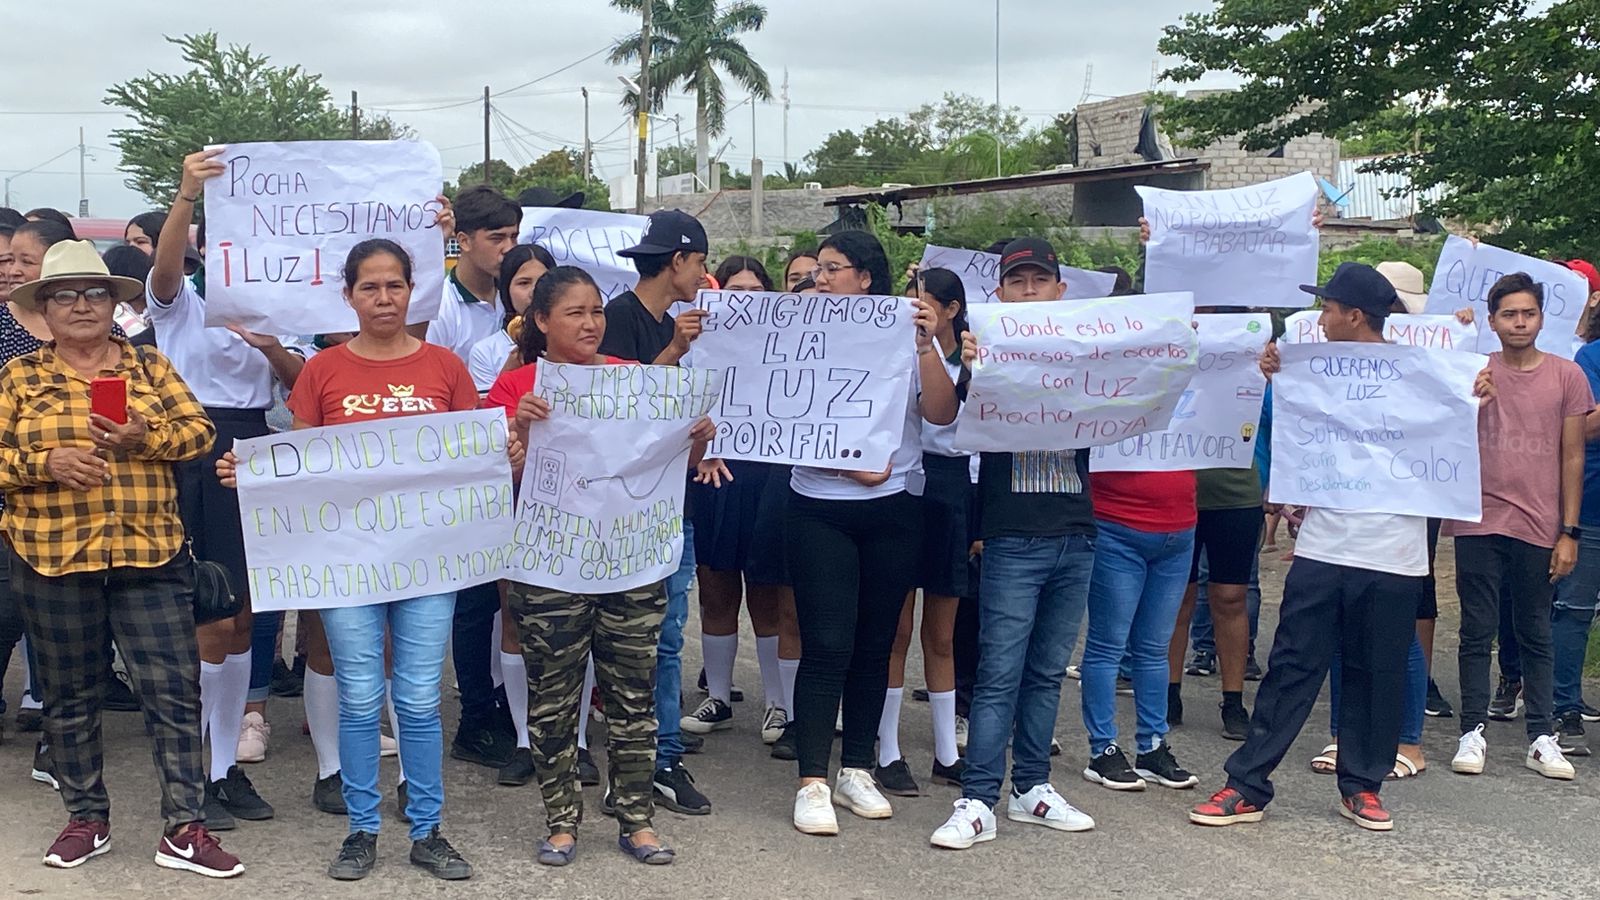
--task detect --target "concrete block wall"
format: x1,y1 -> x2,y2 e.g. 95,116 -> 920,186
645,185 -> 862,239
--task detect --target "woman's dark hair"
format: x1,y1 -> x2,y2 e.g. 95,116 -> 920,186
453,185 -> 523,234
1097,265 -> 1135,296
24,208 -> 75,236
1487,271 -> 1544,314
918,267 -> 969,342
342,239 -> 414,290
0,208 -> 25,229
713,255 -> 773,291
818,230 -> 892,295
14,218 -> 76,252
195,215 -> 206,250
497,244 -> 557,323
783,245 -> 818,269
126,211 -> 168,248
519,265 -> 602,364
102,244 -> 153,285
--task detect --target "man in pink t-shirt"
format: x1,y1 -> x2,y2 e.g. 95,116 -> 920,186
1452,273 -> 1595,782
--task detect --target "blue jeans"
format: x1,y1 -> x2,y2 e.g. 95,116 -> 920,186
1192,551 -> 1262,657
1082,521 -> 1194,755
322,592 -> 455,840
656,520 -> 694,770
1553,531 -> 1600,714
1331,633 -> 1427,745
247,610 -> 283,703
963,533 -> 1095,807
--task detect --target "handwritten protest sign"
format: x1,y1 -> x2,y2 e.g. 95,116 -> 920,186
953,293 -> 1197,452
1280,310 -> 1480,353
919,244 -> 1117,303
235,410 -> 514,611
519,207 -> 646,302
1268,342 -> 1482,520
508,361 -> 722,593
684,290 -> 917,471
203,141 -> 446,335
1139,172 -> 1320,309
1091,313 -> 1268,471
1423,235 -> 1588,358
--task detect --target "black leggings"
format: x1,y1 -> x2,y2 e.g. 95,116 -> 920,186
787,489 -> 923,779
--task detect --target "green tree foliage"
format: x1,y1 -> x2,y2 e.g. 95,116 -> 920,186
1157,1 -> 1599,256
105,33 -> 408,205
450,150 -> 611,210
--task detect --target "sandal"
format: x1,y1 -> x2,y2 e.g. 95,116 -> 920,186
537,838 -> 577,867
618,833 -> 675,866
1310,744 -> 1338,774
1386,754 -> 1422,780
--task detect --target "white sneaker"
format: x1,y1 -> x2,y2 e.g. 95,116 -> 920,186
1066,665 -> 1081,681
835,709 -> 845,735
380,733 -> 398,758
761,704 -> 789,744
833,767 -> 893,819
930,798 -> 996,850
1452,723 -> 1486,774
793,782 -> 839,835
1007,783 -> 1094,832
236,712 -> 269,764
1526,734 -> 1576,780
955,715 -> 969,756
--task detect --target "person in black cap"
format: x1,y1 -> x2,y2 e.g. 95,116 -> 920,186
1189,261 -> 1445,832
516,186 -> 586,209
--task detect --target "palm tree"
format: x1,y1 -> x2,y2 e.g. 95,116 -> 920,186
611,0 -> 772,190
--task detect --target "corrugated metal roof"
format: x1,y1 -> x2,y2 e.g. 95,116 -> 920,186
1335,157 -> 1447,221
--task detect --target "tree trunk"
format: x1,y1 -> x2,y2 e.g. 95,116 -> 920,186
695,92 -> 711,191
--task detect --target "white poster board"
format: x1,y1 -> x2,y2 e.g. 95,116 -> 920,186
1280,310 -> 1480,353
953,293 -> 1198,452
1268,342 -> 1483,520
235,410 -> 514,611
1422,235 -> 1588,357
684,290 -> 917,471
203,140 -> 446,335
918,243 -> 1118,303
519,207 -> 646,302
1139,171 -> 1320,309
1091,313 -> 1269,471
507,361 -> 722,593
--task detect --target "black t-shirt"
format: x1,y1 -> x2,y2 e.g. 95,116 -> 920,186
977,450 -> 1096,540
599,291 -> 675,364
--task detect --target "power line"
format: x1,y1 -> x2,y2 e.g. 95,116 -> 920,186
366,44 -> 614,112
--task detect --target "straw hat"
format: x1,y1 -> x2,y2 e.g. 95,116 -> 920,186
1375,261 -> 1428,314
11,240 -> 145,311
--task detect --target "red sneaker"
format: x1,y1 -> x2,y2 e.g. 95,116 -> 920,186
1189,787 -> 1265,826
1340,791 -> 1394,831
43,819 -> 110,868
155,826 -> 244,878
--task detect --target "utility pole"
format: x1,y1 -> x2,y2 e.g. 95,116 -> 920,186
994,0 -> 1002,178
581,87 -> 592,179
781,68 -> 789,167
78,127 -> 88,216
635,0 -> 652,213
351,90 -> 360,138
482,86 -> 492,184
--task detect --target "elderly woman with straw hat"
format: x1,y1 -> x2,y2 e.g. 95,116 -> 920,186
0,240 -> 241,879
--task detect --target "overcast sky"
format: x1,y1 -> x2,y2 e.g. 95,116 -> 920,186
1,0 -> 1236,219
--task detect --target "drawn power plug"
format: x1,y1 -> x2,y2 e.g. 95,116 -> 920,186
530,448 -> 568,506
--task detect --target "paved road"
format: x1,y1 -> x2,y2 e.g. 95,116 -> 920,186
0,544 -> 1590,899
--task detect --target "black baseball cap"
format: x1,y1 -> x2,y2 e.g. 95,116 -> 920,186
517,186 -> 585,209
997,237 -> 1061,280
619,209 -> 709,258
1300,262 -> 1400,317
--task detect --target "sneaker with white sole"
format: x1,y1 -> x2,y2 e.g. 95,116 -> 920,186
833,767 -> 893,819
1526,734 -> 1576,780
930,798 -> 996,850
680,697 -> 733,735
1452,723 -> 1486,775
954,715 -> 969,756
760,704 -> 789,744
236,713 -> 269,764
793,782 -> 839,835
1006,783 -> 1094,832
380,733 -> 398,758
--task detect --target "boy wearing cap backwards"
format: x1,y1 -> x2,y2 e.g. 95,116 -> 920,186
931,237 -> 1098,850
1190,262 -> 1451,832
596,209 -> 713,816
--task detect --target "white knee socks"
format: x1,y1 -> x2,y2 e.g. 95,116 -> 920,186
304,670 -> 341,780
877,687 -> 904,767
702,633 -> 738,703
490,616 -> 505,689
500,651 -> 530,749
577,654 -> 596,752
929,690 -> 959,766
19,636 -> 41,709
206,650 -> 251,781
756,635 -> 783,708
779,657 -> 799,715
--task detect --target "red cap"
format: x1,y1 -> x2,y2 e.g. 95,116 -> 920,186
1565,259 -> 1600,294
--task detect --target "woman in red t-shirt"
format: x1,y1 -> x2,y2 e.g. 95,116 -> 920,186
219,239 -> 517,882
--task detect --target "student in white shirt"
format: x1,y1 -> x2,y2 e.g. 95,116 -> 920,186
428,185 -> 521,364
467,243 -> 554,392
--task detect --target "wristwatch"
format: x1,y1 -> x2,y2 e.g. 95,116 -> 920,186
1562,525 -> 1583,540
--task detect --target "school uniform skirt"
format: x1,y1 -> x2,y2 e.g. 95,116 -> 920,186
918,453 -> 975,598
689,460 -> 791,586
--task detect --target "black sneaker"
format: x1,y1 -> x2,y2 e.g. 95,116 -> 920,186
452,722 -> 514,769
327,831 -> 376,881
680,731 -> 705,755
270,658 -> 304,699
313,772 -> 347,814
1488,677 -> 1524,721
212,766 -> 274,820
912,688 -> 930,702
396,782 -> 411,824
1135,742 -> 1200,789
1115,676 -> 1135,696
1185,651 -> 1217,677
103,673 -> 139,712
770,722 -> 798,761
873,758 -> 921,797
930,757 -> 966,787
17,706 -> 43,732
1220,701 -> 1250,741
680,697 -> 733,734
653,763 -> 712,814
577,748 -> 601,786
31,739 -> 59,790
1082,744 -> 1145,791
1556,711 -> 1592,757
409,827 -> 472,880
695,668 -> 744,702
1244,656 -> 1264,682
1583,702 -> 1600,723
1425,678 -> 1455,718
201,779 -> 236,831
499,747 -> 535,786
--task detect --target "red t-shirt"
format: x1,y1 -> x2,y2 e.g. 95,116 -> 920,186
483,356 -> 633,418
287,341 -> 479,426
1090,470 -> 1199,533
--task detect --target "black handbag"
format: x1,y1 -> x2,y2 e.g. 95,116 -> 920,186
188,539 -> 240,625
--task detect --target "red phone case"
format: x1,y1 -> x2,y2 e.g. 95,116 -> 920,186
90,378 -> 128,425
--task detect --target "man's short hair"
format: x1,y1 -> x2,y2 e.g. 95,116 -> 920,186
1487,271 -> 1544,314
453,186 -> 522,235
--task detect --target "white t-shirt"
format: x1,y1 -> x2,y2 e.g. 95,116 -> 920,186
791,365 -> 927,501
468,329 -> 516,392
145,274 -> 273,410
1293,508 -> 1429,577
429,274 -> 499,364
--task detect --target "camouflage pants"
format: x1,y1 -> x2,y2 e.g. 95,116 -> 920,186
512,581 -> 666,836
